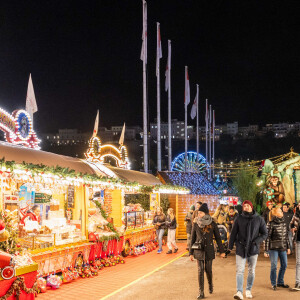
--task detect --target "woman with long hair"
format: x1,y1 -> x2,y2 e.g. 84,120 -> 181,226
166,208 -> 178,254
264,207 -> 290,290
153,206 -> 166,254
190,203 -> 225,299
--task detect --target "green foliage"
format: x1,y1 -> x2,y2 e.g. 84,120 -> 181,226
94,201 -> 120,240
160,195 -> 170,215
232,162 -> 260,209
125,194 -> 150,211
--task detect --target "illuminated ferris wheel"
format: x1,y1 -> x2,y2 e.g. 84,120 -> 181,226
171,151 -> 207,173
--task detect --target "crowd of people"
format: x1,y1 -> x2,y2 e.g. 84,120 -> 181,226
152,199 -> 300,299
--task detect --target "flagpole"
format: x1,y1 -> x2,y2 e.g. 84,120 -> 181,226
185,66 -> 188,173
213,110 -> 215,179
156,22 -> 161,172
196,84 -> 199,172
167,40 -> 172,171
142,0 -> 148,173
205,99 -> 208,178
209,105 -> 212,180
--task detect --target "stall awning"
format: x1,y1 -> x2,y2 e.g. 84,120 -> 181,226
105,165 -> 162,186
0,142 -> 102,175
0,142 -> 162,186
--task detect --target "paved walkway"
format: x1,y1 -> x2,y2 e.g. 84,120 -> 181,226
109,252 -> 300,300
37,242 -> 187,300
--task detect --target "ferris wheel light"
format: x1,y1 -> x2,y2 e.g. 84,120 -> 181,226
171,151 -> 208,173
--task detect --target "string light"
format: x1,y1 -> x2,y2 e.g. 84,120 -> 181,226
166,172 -> 220,195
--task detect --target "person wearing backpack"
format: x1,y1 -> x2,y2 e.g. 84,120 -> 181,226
166,208 -> 178,254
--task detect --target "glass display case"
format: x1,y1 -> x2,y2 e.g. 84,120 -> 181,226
124,211 -> 145,229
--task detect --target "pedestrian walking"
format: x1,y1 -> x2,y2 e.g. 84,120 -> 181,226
212,204 -> 227,225
290,202 -> 300,291
189,203 -> 225,299
227,200 -> 268,300
262,201 -> 274,224
185,205 -> 195,250
166,208 -> 178,254
226,206 -> 238,234
282,202 -> 294,252
152,206 -> 166,254
264,207 -> 291,290
192,201 -> 202,221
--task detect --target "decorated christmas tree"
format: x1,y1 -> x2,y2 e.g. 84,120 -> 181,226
0,210 -> 20,254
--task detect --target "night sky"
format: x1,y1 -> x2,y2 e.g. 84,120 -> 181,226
0,1 -> 299,134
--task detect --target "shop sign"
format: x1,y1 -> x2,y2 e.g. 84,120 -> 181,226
3,195 -> 19,203
67,185 -> 75,208
35,193 -> 52,203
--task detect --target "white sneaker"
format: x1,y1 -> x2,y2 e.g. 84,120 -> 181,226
245,290 -> 253,299
234,291 -> 244,300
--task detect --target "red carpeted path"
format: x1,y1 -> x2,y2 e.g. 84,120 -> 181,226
37,243 -> 187,300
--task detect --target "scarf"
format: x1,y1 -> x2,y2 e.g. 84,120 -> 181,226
196,214 -> 212,228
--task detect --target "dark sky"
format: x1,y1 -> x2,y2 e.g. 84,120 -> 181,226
0,0 -> 299,134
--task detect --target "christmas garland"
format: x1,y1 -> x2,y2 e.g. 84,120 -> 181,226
0,276 -> 37,300
94,201 -> 120,241
0,158 -> 188,194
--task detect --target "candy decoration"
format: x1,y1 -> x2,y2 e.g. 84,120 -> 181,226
46,274 -> 62,289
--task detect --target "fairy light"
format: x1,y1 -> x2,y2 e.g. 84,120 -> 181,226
166,172 -> 220,195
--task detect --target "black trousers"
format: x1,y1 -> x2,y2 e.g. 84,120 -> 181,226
197,259 -> 213,292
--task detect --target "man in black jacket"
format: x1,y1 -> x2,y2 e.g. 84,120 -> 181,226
282,202 -> 293,252
227,200 -> 268,300
185,205 -> 195,250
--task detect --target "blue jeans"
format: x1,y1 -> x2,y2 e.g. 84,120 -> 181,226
236,255 -> 258,293
288,231 -> 293,252
156,229 -> 164,251
296,242 -> 300,284
269,250 -> 287,286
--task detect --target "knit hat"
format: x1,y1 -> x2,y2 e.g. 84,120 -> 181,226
266,201 -> 273,207
199,203 -> 209,214
242,200 -> 253,210
190,205 -> 195,211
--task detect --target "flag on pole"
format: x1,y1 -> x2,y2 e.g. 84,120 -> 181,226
25,74 -> 38,120
93,110 -> 99,137
165,40 -> 171,91
184,66 -> 190,106
156,22 -> 162,77
119,123 -> 126,145
190,88 -> 198,119
140,0 -> 147,63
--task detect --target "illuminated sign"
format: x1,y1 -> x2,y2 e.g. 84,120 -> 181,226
0,107 -> 40,149
84,136 -> 130,169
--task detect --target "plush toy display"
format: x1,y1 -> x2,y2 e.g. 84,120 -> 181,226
0,219 -> 15,280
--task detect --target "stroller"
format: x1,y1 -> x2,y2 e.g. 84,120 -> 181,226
213,224 -> 228,253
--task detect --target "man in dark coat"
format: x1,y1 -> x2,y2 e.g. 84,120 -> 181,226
185,205 -> 195,250
228,200 -> 268,300
283,202 -> 294,252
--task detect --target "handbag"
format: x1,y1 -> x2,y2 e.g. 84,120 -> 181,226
191,232 -> 205,251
